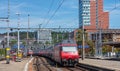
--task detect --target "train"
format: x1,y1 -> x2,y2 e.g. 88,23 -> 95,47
38,39 -> 79,66
27,49 -> 33,56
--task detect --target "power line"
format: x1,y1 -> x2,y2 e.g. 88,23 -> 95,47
47,0 -> 54,14
109,5 -> 120,12
41,0 -> 54,25
108,0 -> 120,12
43,0 -> 65,28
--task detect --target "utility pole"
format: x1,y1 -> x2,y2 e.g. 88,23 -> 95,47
6,0 -> 10,64
27,14 -> 30,45
37,30 -> 39,43
99,21 -> 102,57
78,0 -> 81,29
78,0 -> 85,60
95,0 -> 99,57
37,24 -> 42,43
7,0 -> 10,47
0,19 -> 10,64
16,13 -> 20,55
57,33 -> 58,42
59,26 -> 61,42
62,32 -> 63,41
82,19 -> 85,60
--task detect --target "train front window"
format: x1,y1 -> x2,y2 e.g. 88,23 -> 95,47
62,47 -> 77,52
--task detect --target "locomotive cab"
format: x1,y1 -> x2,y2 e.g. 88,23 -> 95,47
59,39 -> 79,66
61,46 -> 79,66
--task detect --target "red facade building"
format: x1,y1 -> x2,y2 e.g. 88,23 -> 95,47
85,0 -> 109,32
73,0 -> 109,40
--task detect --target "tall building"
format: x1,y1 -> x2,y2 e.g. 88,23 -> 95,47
79,0 -> 91,27
79,0 -> 109,32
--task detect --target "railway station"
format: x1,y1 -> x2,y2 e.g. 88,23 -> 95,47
0,0 -> 120,71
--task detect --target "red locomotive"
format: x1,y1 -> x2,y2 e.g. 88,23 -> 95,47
39,39 -> 79,66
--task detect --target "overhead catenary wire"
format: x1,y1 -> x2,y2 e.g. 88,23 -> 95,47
44,0 -> 120,29
43,0 -> 65,28
47,0 -> 54,14
107,0 -> 120,12
41,0 -> 54,25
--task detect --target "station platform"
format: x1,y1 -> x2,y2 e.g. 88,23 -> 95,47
79,58 -> 120,71
0,57 -> 33,71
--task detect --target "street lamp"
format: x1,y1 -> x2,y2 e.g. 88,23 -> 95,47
16,13 -> 20,54
7,0 -> 10,48
6,0 -> 10,64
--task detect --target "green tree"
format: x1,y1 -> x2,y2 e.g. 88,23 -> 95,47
75,29 -> 83,45
102,45 -> 112,54
45,41 -> 50,45
51,32 -> 69,44
75,29 -> 84,55
87,40 -> 95,56
10,39 -> 17,47
22,41 -> 26,45
75,29 -> 95,56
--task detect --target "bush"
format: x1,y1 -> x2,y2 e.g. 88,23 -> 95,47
0,48 -> 6,57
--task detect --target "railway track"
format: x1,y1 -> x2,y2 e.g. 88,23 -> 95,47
33,57 -> 40,71
33,56 -> 56,71
33,56 -> 114,71
39,57 -> 53,71
63,63 -> 114,71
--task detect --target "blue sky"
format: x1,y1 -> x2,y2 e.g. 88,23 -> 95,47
0,0 -> 120,30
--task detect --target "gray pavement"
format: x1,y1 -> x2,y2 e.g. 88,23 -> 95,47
79,58 -> 120,71
0,58 -> 31,71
